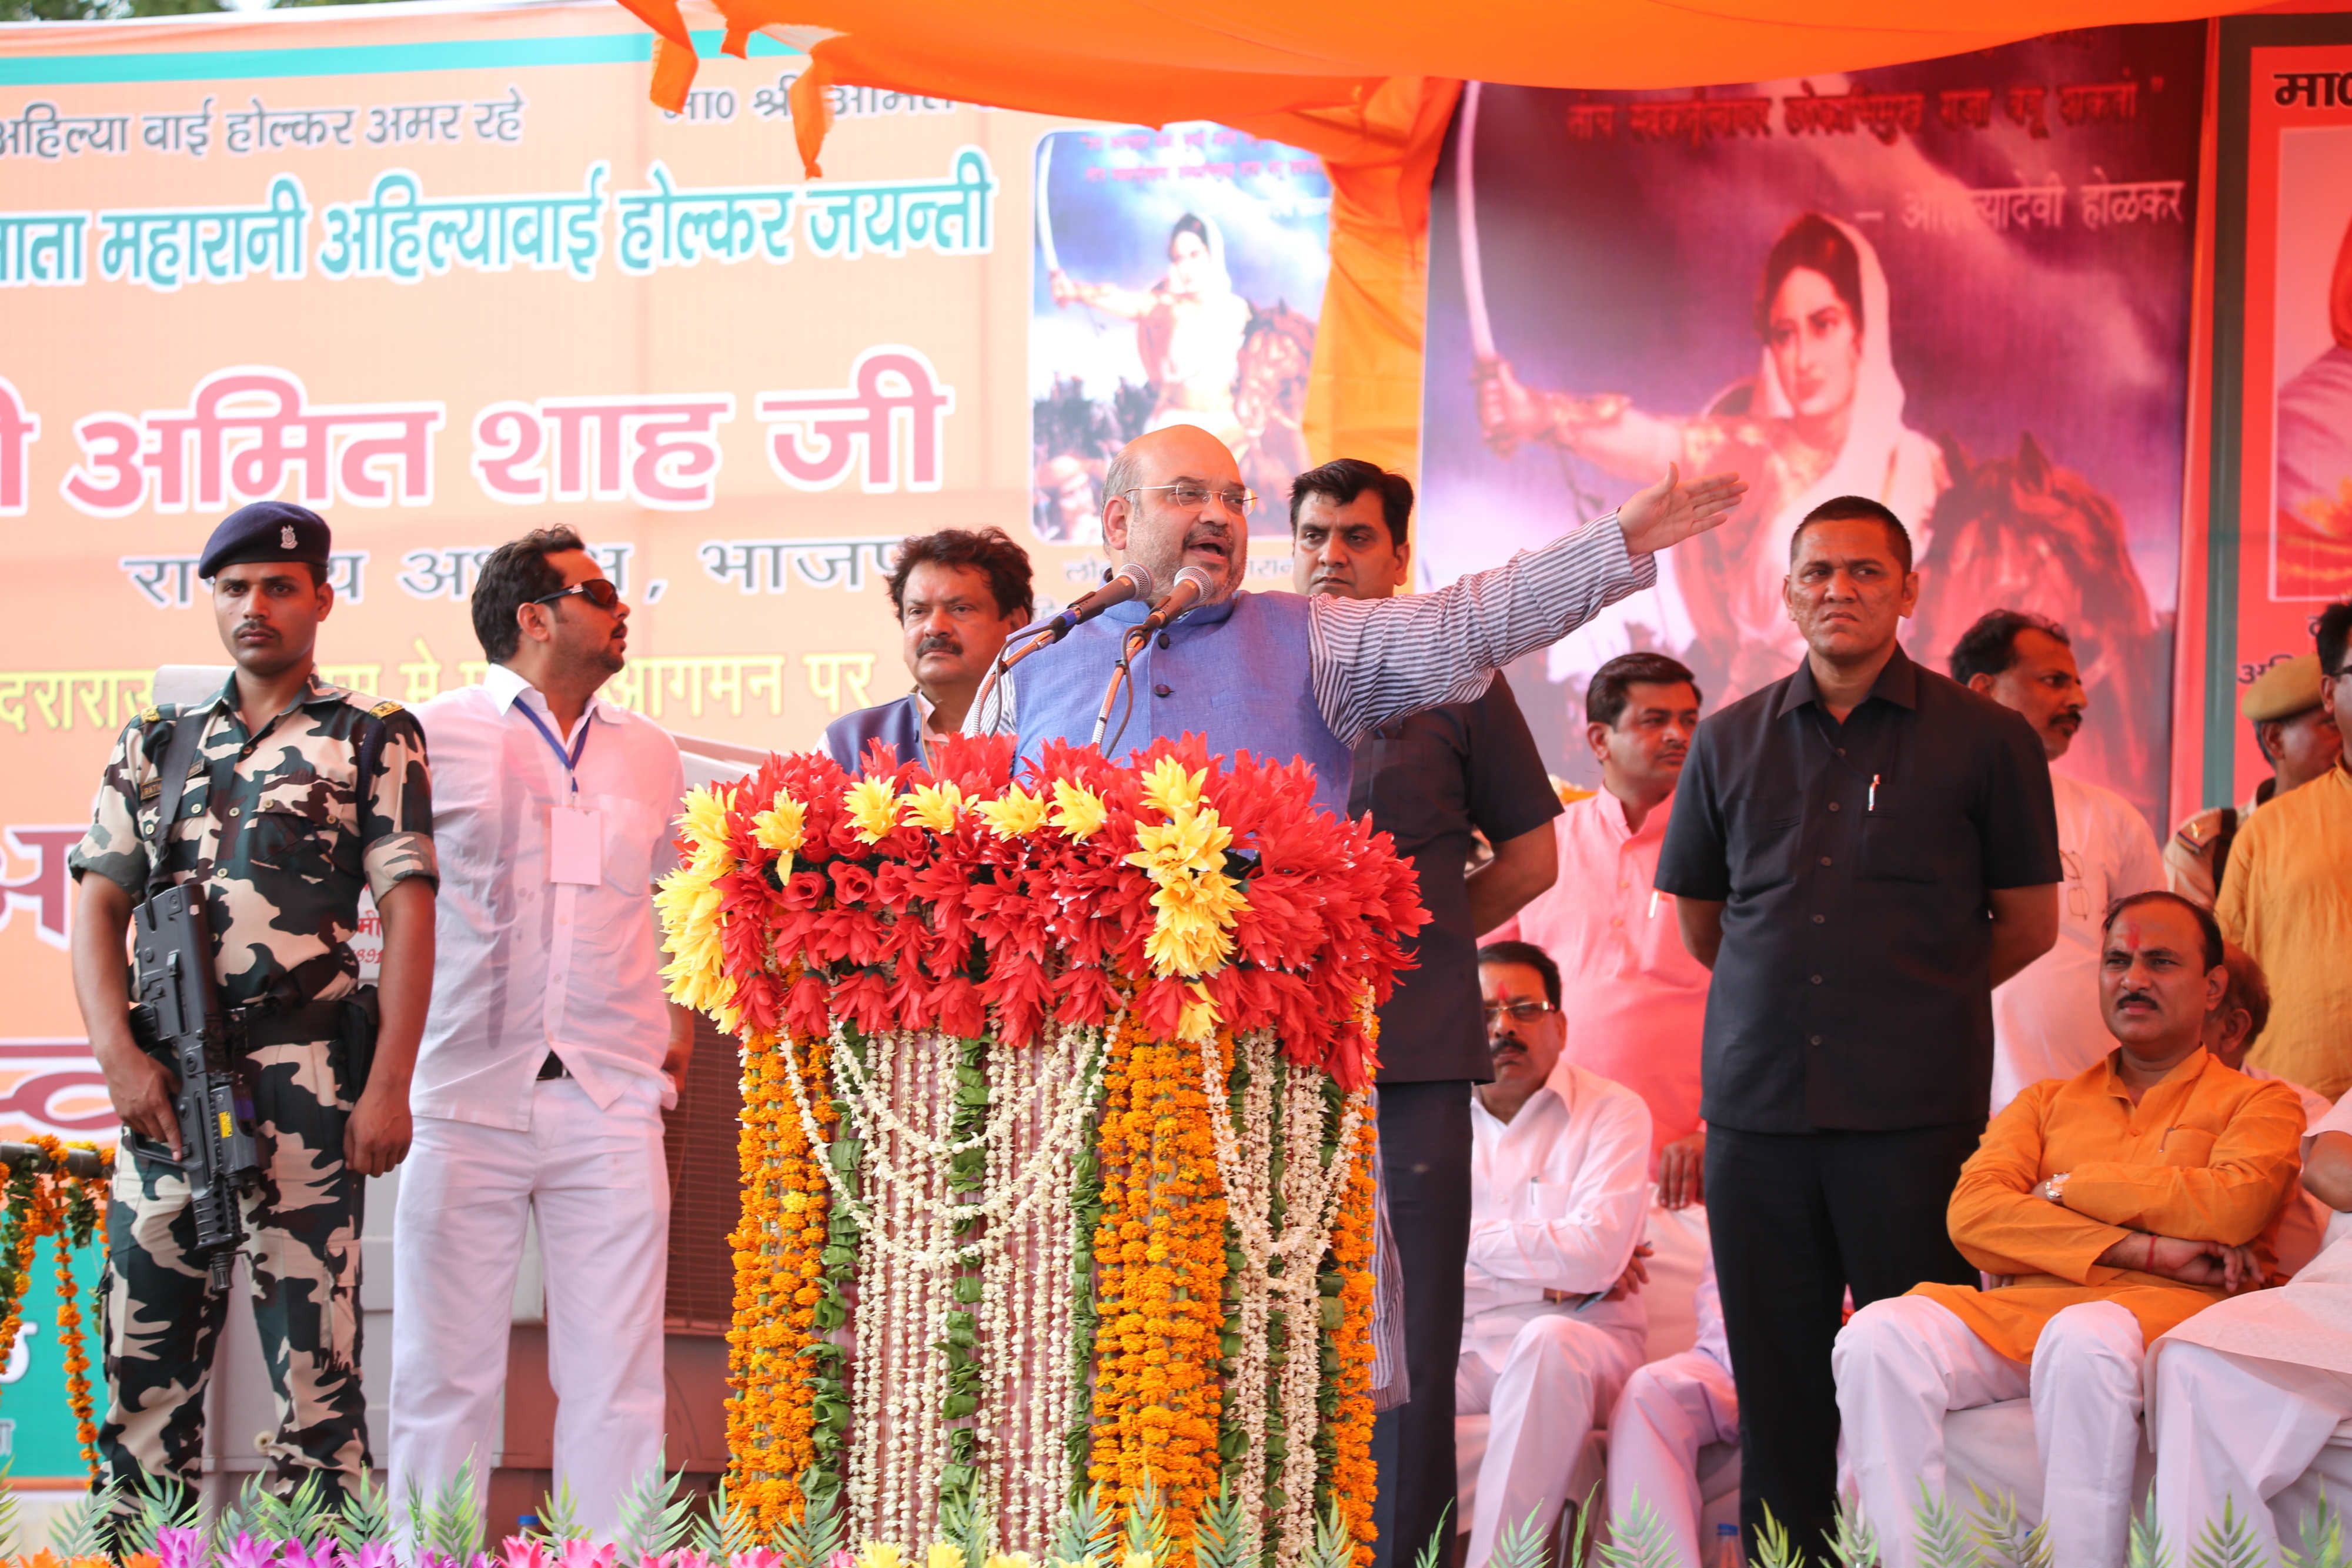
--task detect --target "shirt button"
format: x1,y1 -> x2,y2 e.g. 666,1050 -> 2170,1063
1810,974 -> 1824,984
1827,801 -> 1840,813
1153,683 -> 1172,698
1812,914 -> 1825,924
1819,855 -> 1833,866
226,806 -> 240,817
1157,633 -> 1172,651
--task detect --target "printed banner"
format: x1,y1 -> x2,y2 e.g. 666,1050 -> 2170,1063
1419,24 -> 2207,835
2207,15 -> 2352,807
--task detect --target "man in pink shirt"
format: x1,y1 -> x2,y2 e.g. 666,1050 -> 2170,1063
1495,652 -> 1711,1205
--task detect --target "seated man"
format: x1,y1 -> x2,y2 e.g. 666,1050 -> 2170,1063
1833,891 -> 2304,1568
1604,1257 -> 1736,1568
2149,1086 -> 2352,1557
1460,941 -> 1652,1568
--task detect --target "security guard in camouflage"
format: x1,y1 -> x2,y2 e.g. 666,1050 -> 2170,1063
68,501 -> 437,1507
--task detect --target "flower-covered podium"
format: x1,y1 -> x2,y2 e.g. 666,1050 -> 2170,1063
657,735 -> 1428,1568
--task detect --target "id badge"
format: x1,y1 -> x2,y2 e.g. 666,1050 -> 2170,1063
547,804 -> 603,885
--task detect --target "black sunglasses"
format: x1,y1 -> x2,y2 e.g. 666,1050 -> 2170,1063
534,579 -> 621,611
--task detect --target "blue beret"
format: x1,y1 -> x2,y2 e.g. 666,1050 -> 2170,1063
199,502 -> 331,580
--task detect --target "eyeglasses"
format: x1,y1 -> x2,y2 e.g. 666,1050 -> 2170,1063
1128,482 -> 1257,516
1481,999 -> 1556,1025
534,579 -> 621,611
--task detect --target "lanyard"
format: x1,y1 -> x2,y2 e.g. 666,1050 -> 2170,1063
516,701 -> 590,797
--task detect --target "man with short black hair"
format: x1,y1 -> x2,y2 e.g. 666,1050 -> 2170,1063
1836,890 -> 2302,1568
824,527 -> 1033,773
1656,494 -> 2063,1555
1949,610 -> 2163,1111
390,527 -> 691,1534
71,501 -> 437,1506
1289,457 -> 1561,1568
1458,942 -> 1651,1568
2217,601 -> 2352,1096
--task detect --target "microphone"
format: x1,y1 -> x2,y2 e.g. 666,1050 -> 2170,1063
1034,562 -> 1155,644
1137,566 -> 1215,635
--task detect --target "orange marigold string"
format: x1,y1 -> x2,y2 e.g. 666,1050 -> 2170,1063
1327,1118 -> 1379,1563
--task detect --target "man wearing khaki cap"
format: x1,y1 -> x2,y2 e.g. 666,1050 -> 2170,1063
2166,652 -> 2341,906
2219,605 -> 2352,1096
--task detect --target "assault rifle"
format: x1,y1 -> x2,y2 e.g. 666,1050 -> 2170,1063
128,881 -> 259,1291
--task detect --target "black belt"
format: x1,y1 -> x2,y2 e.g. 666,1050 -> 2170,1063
238,999 -> 349,1049
536,1052 -> 570,1081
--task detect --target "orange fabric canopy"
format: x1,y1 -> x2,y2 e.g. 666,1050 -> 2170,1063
613,0 -> 2231,480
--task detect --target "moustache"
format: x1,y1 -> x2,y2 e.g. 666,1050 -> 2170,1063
2115,989 -> 2157,1011
917,636 -> 963,657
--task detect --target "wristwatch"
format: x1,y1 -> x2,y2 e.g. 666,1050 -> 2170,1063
2041,1173 -> 2071,1205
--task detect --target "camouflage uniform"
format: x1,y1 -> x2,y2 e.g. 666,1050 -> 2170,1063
70,673 -> 435,1503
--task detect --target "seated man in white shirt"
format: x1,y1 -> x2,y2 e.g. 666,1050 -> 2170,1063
1605,1259 -> 1736,1568
1460,941 -> 1652,1568
2149,1087 -> 2352,1558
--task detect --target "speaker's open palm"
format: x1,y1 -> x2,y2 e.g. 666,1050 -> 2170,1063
1617,463 -> 1748,556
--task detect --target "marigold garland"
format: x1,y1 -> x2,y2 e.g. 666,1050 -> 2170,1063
0,1134 -> 111,1483
662,734 -> 1426,1564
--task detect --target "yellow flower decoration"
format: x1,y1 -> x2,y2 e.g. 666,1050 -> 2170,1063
1049,778 -> 1109,841
1126,805 -> 1232,882
926,1544 -> 964,1568
842,777 -> 903,844
1144,895 -> 1238,977
1175,980 -> 1221,1044
674,784 -> 736,871
1139,754 -> 1205,817
975,783 -> 1050,839
751,794 -> 806,861
656,784 -> 744,1028
857,1545 -> 908,1568
986,1554 -> 1038,1568
905,780 -> 967,834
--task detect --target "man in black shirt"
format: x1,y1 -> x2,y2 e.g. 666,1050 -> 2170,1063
1655,496 -> 2060,1554
1292,459 -> 1563,1568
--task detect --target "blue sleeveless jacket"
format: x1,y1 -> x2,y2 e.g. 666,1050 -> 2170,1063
1011,590 -> 1355,818
822,693 -> 923,774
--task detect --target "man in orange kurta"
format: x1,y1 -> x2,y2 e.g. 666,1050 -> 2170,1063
1832,891 -> 2304,1568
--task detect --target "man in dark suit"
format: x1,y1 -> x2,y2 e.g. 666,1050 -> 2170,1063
823,527 -> 1033,772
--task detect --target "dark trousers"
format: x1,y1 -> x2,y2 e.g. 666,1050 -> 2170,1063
1705,1121 -> 1984,1557
1369,1079 -> 1475,1568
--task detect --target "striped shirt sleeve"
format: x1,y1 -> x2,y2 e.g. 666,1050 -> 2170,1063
1307,512 -> 1655,747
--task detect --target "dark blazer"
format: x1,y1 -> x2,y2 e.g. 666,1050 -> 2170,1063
821,693 -> 924,774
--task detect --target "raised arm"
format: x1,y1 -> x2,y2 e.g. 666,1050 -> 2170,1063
1309,466 -> 1745,744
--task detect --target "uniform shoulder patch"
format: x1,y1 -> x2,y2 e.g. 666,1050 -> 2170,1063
368,700 -> 404,718
139,705 -> 163,724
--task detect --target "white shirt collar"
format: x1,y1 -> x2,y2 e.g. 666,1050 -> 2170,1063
484,661 -> 626,727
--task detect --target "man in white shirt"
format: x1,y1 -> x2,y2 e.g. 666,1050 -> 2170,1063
388,526 -> 691,1532
1459,941 -> 1652,1568
1605,1260 -> 1736,1568
1949,610 -> 2164,1112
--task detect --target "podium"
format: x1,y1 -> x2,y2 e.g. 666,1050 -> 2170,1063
658,734 -> 1425,1564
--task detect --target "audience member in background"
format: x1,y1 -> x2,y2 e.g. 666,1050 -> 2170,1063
1289,459 -> 1563,1568
2147,1050 -> 2352,1558
821,527 -> 1032,773
2208,944 -> 2332,1276
1950,610 -> 2164,1112
1459,942 -> 1651,1568
1603,1256 -> 1736,1568
1834,891 -> 2301,1568
1655,496 -> 2060,1555
390,529 -> 690,1535
2167,653 -> 2339,905
1487,652 -> 1715,1356
2219,602 -> 2352,1097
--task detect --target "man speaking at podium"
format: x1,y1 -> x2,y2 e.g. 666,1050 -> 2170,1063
971,424 -> 1745,811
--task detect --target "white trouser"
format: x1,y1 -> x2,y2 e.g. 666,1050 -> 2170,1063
1458,1309 -> 1645,1568
388,1078 -> 670,1537
1606,1350 -> 1738,1568
2151,1343 -> 2352,1561
1835,1295 -> 2143,1568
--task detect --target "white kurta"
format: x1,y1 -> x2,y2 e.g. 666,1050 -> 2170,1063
1989,770 -> 2164,1113
1459,1061 -> 1651,1568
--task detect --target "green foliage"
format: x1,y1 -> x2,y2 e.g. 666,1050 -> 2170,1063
335,1469 -> 396,1554
1966,1485 -> 2052,1568
1484,1510 -> 1550,1568
2287,1492 -> 2350,1568
613,1454 -> 696,1563
413,1455 -> 485,1563
937,1479 -> 989,1568
48,1481 -> 123,1560
2189,1499 -> 2269,1568
529,1478 -> 592,1546
771,1469 -> 848,1568
1596,1494 -> 1675,1568
1826,1494 -> 1881,1568
689,1475 -> 764,1562
118,1467 -> 204,1557
247,1471 -> 332,1546
1045,1483 -> 1118,1568
1406,1503 -> 1454,1568
2131,1496 -> 2177,1568
213,1475 -> 265,1552
0,1466 -> 18,1561
1122,1472 -> 1170,1568
1910,1484 -> 1983,1568
1301,1499 -> 1355,1568
1192,1480 -> 1261,1568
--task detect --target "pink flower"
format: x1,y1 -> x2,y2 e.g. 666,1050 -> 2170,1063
557,1542 -> 617,1568
827,1553 -> 857,1568
729,1552 -> 783,1568
159,1528 -> 208,1568
502,1540 -> 552,1568
280,1536 -> 342,1568
337,1543 -> 398,1568
219,1534 -> 277,1568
